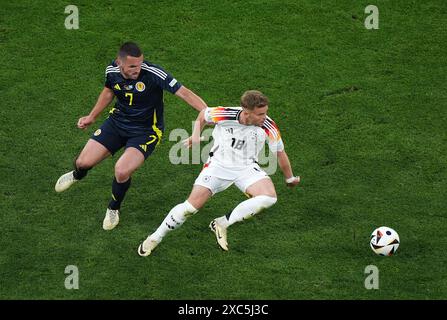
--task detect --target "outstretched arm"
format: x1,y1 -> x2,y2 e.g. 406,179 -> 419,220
175,86 -> 208,112
277,150 -> 300,188
77,87 -> 114,129
183,108 -> 207,148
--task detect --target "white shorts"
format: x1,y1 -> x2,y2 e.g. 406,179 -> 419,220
194,161 -> 270,195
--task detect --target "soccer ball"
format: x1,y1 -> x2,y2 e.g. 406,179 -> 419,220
370,226 -> 400,256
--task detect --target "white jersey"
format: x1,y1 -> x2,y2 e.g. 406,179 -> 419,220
203,107 -> 284,170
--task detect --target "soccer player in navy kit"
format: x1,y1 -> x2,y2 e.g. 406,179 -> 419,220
55,42 -> 207,230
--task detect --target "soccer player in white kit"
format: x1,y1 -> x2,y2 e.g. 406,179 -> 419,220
138,90 -> 300,256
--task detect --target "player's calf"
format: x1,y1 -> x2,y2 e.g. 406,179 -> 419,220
152,201 -> 198,240
224,195 -> 277,225
137,201 -> 198,256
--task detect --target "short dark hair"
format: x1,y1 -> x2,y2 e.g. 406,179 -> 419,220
118,42 -> 142,59
240,90 -> 269,110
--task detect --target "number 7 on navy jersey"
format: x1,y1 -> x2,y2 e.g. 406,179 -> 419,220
125,92 -> 133,106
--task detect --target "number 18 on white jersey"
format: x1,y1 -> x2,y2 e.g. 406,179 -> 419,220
204,107 -> 284,170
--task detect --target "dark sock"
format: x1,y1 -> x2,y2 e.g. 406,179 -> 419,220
72,157 -> 90,180
73,167 -> 90,180
108,177 -> 132,210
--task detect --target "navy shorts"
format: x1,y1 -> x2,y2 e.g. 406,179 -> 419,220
90,119 -> 161,159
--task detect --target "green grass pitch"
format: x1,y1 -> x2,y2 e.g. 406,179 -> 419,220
0,0 -> 446,299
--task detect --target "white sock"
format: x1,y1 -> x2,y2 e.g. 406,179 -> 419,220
150,201 -> 198,242
217,195 -> 277,227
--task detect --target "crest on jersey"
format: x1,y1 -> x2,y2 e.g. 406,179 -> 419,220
136,81 -> 146,92
94,129 -> 102,136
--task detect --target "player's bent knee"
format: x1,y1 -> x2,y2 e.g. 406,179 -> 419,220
114,165 -> 131,183
258,195 -> 277,209
75,156 -> 93,170
187,185 -> 212,210
186,195 -> 208,211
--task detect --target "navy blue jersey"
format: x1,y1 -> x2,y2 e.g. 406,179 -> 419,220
104,60 -> 183,136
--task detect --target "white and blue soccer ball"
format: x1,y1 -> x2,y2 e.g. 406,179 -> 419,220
370,226 -> 400,256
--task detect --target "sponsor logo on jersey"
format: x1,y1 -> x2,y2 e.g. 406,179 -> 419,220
114,84 -> 121,90
136,81 -> 146,92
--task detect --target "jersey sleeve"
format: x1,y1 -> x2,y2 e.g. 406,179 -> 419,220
263,117 -> 285,152
204,107 -> 240,124
104,70 -> 113,89
104,63 -> 119,89
142,63 -> 183,94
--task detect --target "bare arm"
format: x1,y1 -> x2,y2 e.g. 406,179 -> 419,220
183,108 -> 207,148
277,150 -> 300,188
77,87 -> 115,129
175,85 -> 208,112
